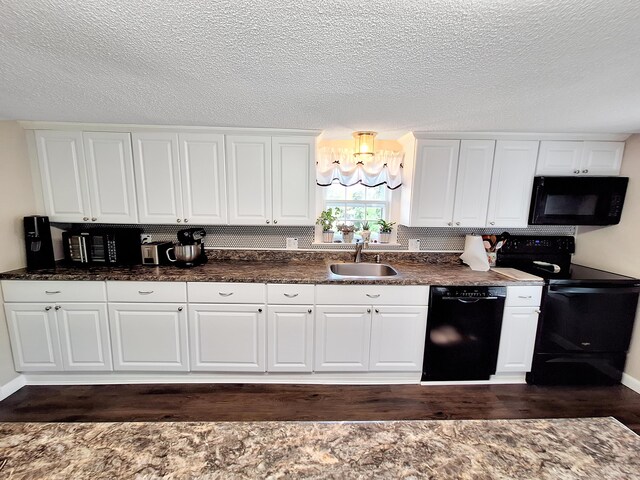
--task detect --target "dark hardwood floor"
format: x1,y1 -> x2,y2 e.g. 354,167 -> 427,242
1,383 -> 640,434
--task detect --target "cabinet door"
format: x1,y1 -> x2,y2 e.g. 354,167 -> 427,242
370,306 -> 428,372
580,141 -> 624,176
495,307 -> 539,373
4,303 -> 62,372
179,133 -> 228,224
83,132 -> 138,223
315,306 -> 371,371
188,304 -> 266,372
272,136 -> 316,225
35,130 -> 91,223
57,303 -> 112,371
132,133 -> 184,224
452,140 -> 495,227
267,305 -> 313,372
108,303 -> 188,371
536,141 -> 583,175
410,140 -> 460,226
486,141 -> 539,228
226,135 -> 272,225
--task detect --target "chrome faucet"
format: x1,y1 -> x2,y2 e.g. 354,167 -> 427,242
354,240 -> 364,263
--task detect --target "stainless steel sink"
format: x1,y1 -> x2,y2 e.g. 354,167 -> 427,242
329,263 -> 399,277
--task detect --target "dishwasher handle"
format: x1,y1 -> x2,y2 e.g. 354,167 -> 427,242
441,296 -> 501,303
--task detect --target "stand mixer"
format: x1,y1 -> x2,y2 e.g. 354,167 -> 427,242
166,228 -> 208,267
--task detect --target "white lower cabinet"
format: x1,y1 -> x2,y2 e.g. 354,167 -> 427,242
108,303 -> 188,371
267,305 -> 314,372
370,306 -> 428,372
188,304 -> 266,372
495,307 -> 540,373
315,306 -> 371,372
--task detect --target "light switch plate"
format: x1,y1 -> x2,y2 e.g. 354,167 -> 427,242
408,239 -> 421,251
286,238 -> 299,249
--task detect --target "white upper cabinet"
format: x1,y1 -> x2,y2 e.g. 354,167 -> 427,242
452,140 -> 496,227
226,135 -> 316,225
83,132 -> 138,223
132,133 -> 184,224
536,141 -> 623,176
486,141 -> 539,228
178,133 -> 227,224
35,130 -> 91,223
226,135 -> 272,225
271,136 -> 316,225
402,140 -> 460,227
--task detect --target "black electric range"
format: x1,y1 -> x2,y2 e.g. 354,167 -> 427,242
497,235 -> 640,385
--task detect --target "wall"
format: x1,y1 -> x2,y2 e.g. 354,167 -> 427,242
574,133 -> 640,382
0,121 -> 35,385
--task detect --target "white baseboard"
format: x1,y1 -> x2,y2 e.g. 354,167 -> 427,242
0,374 -> 26,401
622,373 -> 640,394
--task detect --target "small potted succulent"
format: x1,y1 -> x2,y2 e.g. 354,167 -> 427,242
377,219 -> 396,243
360,221 -> 371,243
337,223 -> 356,243
316,207 -> 341,243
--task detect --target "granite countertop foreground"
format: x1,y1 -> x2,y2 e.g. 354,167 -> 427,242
0,418 -> 638,479
0,250 -> 544,286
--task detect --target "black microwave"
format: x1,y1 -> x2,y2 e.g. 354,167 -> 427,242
62,228 -> 142,265
528,176 -> 628,225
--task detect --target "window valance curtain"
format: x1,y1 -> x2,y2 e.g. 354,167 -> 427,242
316,148 -> 403,189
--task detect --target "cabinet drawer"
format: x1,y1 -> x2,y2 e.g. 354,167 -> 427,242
188,282 -> 266,303
267,284 -> 314,305
316,285 -> 429,306
1,280 -> 106,303
106,281 -> 187,303
506,286 -> 543,306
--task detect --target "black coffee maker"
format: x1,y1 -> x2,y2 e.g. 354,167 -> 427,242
176,228 -> 208,266
24,216 -> 56,270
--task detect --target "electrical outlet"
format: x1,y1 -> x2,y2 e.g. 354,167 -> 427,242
140,234 -> 152,244
408,239 -> 421,251
286,238 -> 299,249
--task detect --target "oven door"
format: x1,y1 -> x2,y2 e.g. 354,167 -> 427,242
538,285 -> 640,354
528,176 -> 628,225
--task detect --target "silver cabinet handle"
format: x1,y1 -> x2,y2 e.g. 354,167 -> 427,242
574,170 -> 580,174
581,342 -> 591,346
375,309 -> 379,313
177,218 -> 181,223
489,222 -> 495,225
518,295 -> 532,299
308,309 -> 312,314
178,307 -> 183,312
455,222 -> 461,226
447,222 -> 452,226
138,290 -> 154,295
535,309 -> 541,314
366,294 -> 381,298
219,292 -> 234,297
91,217 -> 97,222
284,293 -> 299,298
55,306 -> 60,311
258,308 -> 263,313
184,219 -> 189,223
582,169 -> 588,173
83,217 -> 89,221
45,290 -> 61,295
367,308 -> 371,313
45,306 -> 52,311
266,220 -> 270,224
273,220 -> 278,224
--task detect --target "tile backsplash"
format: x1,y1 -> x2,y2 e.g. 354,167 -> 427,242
54,223 -> 575,252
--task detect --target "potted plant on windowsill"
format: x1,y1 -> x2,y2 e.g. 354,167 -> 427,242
316,207 -> 341,243
337,223 -> 356,243
377,219 -> 396,243
360,221 -> 371,243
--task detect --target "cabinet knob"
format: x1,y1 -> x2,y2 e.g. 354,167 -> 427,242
574,170 -> 580,174
455,222 -> 461,226
273,220 -> 278,224
258,308 -> 263,313
308,309 -> 312,314
184,219 -> 189,223
582,169 -> 588,174
535,309 -> 541,314
55,306 -> 60,311
91,217 -> 97,222
367,308 -> 371,313
447,222 -> 452,226
266,220 -> 270,224
83,217 -> 89,221
177,218 -> 182,223
178,306 -> 183,311
489,222 -> 495,226
45,306 -> 52,311
375,309 -> 379,313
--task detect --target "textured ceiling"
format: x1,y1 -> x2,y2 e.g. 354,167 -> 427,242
1,0 -> 640,135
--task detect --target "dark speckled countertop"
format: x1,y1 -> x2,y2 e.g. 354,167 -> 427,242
0,250 -> 543,286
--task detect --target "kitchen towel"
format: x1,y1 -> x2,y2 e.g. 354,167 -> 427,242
460,234 -> 490,271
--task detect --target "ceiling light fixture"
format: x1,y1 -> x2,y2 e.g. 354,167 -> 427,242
353,131 -> 377,160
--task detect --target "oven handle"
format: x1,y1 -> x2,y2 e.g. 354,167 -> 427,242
549,286 -> 640,295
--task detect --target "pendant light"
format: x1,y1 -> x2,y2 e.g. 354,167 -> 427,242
353,131 -> 377,160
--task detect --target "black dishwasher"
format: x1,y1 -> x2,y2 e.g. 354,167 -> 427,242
422,286 -> 506,381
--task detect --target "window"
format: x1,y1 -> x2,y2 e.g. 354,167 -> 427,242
324,183 -> 390,233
